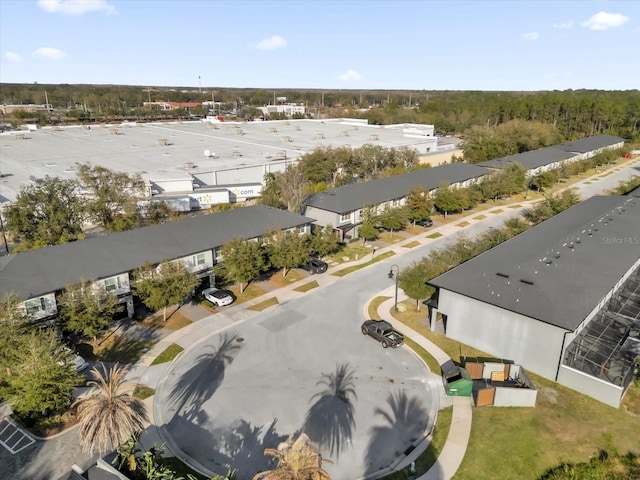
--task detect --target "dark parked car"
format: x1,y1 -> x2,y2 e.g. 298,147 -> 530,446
302,257 -> 328,274
361,319 -> 404,348
415,217 -> 433,228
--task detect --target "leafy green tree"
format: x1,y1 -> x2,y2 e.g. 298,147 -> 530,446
405,186 -> 433,224
3,176 -> 85,251
433,183 -> 469,216
398,262 -> 435,311
143,200 -> 174,226
259,173 -> 284,209
77,163 -> 145,232
529,170 -> 559,191
266,229 -> 310,277
309,225 -> 341,257
220,237 -> 266,293
1,328 -> 82,418
57,280 -> 123,343
378,205 -> 409,234
538,450 -> 640,480
358,222 -> 379,244
523,190 -> 581,224
133,261 -> 199,321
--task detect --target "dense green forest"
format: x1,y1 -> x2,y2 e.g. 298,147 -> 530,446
1,84 -> 639,141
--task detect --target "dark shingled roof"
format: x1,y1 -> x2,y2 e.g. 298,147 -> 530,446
429,195 -> 640,331
302,163 -> 488,214
554,134 -> 625,154
0,205 -> 314,299
477,146 -> 576,170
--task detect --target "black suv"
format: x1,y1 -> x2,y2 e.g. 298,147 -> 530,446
302,257 -> 328,274
415,217 -> 433,228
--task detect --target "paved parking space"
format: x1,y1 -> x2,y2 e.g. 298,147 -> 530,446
0,416 -> 35,454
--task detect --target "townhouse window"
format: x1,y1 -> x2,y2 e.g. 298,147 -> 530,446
340,212 -> 351,223
193,253 -> 206,266
104,277 -> 120,292
25,298 -> 46,315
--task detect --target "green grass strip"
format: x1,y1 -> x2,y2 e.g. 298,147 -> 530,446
151,343 -> 184,365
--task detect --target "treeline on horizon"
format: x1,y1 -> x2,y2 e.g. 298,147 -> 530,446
1,83 -> 639,141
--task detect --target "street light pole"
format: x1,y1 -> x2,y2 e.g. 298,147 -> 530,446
388,264 -> 400,312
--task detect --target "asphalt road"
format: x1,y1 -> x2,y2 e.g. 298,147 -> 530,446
154,272 -> 440,480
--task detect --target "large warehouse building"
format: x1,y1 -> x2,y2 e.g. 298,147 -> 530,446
0,118 -> 440,209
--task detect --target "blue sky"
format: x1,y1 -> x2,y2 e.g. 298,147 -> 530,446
1,0 -> 638,91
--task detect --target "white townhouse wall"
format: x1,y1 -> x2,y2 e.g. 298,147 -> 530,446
95,272 -> 131,297
22,293 -> 58,321
175,250 -> 214,277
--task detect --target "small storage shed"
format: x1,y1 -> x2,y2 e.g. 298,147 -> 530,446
442,360 -> 473,397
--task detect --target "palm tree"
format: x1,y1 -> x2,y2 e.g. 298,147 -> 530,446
73,363 -> 149,455
253,433 -> 332,480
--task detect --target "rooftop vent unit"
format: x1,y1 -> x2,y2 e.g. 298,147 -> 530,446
520,279 -> 535,286
156,138 -> 168,146
554,252 -> 561,259
496,272 -> 510,278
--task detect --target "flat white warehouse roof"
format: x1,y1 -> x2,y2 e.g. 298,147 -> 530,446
0,119 -> 437,203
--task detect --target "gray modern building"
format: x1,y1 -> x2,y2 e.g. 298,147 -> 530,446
0,205 -> 314,321
427,193 -> 640,407
302,163 -> 488,240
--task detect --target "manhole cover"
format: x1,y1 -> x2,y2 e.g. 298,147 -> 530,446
236,337 -> 244,343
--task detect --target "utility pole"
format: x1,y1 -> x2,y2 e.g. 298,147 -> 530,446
198,76 -> 202,95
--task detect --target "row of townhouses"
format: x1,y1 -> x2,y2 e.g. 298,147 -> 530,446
302,134 -> 625,241
0,205 -> 313,322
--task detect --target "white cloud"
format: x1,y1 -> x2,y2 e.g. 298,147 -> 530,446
253,35 -> 286,50
5,52 -> 22,62
553,21 -> 574,30
522,32 -> 539,41
37,0 -> 116,16
32,47 -> 68,61
581,12 -> 629,31
339,69 -> 363,81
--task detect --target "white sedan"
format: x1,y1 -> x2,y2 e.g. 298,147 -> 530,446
202,287 -> 235,307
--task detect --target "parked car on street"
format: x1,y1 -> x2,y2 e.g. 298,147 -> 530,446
415,217 -> 433,228
361,319 -> 404,348
301,257 -> 328,274
202,287 -> 235,307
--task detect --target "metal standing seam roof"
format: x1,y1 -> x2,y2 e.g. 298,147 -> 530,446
429,195 -> 640,331
302,163 -> 488,214
0,205 -> 315,299
477,146 -> 577,170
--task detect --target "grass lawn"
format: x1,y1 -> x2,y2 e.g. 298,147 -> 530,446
78,333 -> 154,364
140,310 -> 192,330
379,231 -> 406,244
387,301 -> 640,480
329,243 -> 372,263
368,296 -> 391,319
426,232 -> 443,239
228,283 -> 268,304
248,297 -> 279,311
267,268 -> 307,288
401,241 -> 421,249
332,251 -> 395,277
473,215 -> 487,220
456,221 -> 470,227
489,209 -> 504,214
508,204 -> 522,208
132,384 -> 155,400
151,343 -> 184,365
293,280 -> 319,292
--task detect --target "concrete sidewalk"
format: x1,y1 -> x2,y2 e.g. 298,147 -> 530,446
372,289 -> 473,480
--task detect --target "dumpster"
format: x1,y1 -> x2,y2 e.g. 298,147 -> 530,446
442,360 -> 473,397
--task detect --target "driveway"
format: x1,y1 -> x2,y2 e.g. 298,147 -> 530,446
153,287 -> 439,480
